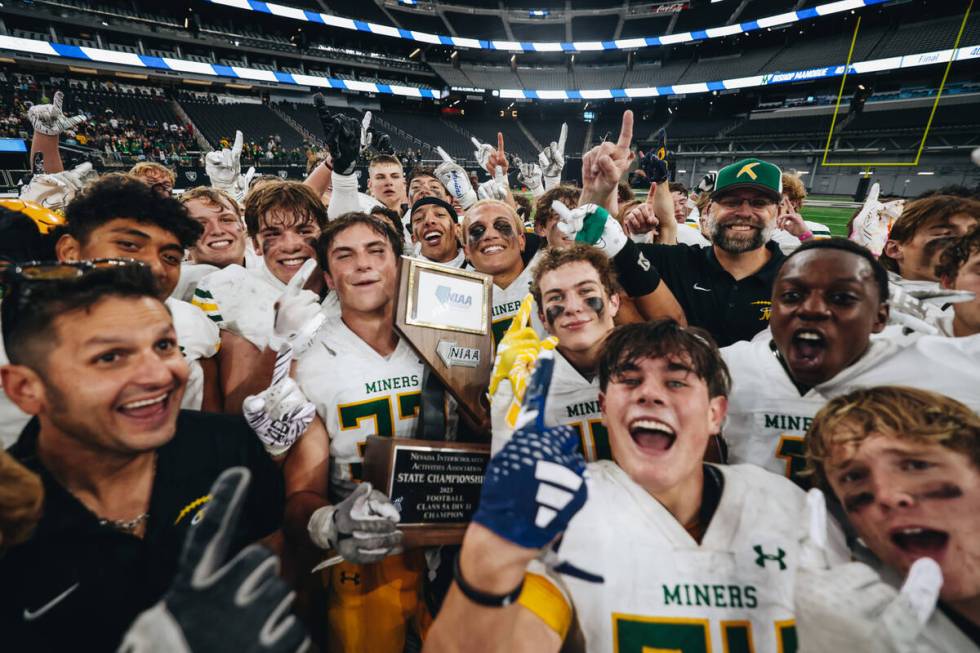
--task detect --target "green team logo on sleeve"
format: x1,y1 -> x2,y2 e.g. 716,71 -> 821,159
753,545 -> 787,571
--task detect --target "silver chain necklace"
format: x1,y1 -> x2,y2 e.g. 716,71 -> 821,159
67,454 -> 156,533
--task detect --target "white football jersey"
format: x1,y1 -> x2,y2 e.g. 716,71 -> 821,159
192,263 -> 285,350
488,252 -> 545,344
166,297 -> 220,411
526,462 -> 846,653
491,349 -> 607,461
722,334 -> 980,482
171,261 -> 219,303
295,317 -> 425,502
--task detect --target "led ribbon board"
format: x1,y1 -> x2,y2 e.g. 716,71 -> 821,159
0,34 -> 976,101
204,0 -> 892,52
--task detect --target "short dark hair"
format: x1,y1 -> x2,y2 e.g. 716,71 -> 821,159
935,226 -> 980,281
668,182 -> 689,195
244,180 -> 327,237
598,320 -> 731,399
407,166 -> 439,188
316,212 -> 403,274
65,174 -> 201,249
2,264 -> 161,369
534,185 -> 580,230
880,195 -> 980,273
530,244 -> 620,307
779,237 -> 889,303
370,204 -> 407,240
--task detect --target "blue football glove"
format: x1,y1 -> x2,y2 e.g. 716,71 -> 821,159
473,348 -> 589,551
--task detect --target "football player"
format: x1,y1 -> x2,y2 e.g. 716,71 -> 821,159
52,174 -> 221,412
722,238 -> 980,486
286,213 -> 428,653
409,196 -> 465,267
881,195 -> 979,282
936,227 -> 980,337
490,245 -> 619,461
193,180 -> 327,412
799,386 -> 980,651
367,155 -> 409,214
426,320 -> 847,652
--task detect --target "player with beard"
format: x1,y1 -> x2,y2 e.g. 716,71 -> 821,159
172,186 -> 253,302
281,213 -> 428,653
721,238 -> 980,486
798,386 -> 980,651
490,246 -> 620,459
425,320 -> 847,653
882,195 -> 979,282
193,181 -> 327,412
409,196 -> 465,267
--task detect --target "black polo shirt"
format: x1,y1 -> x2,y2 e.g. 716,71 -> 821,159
637,241 -> 785,347
0,410 -> 284,652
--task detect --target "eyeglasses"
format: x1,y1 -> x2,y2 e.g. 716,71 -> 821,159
1,258 -> 145,300
715,196 -> 776,210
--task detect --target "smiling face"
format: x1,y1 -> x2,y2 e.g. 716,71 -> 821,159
770,248 -> 888,387
671,191 -> 691,224
600,354 -> 726,496
31,296 -> 187,454
537,261 -> 619,355
368,162 -> 407,211
184,197 -> 247,268
707,189 -> 778,254
411,203 -> 459,263
825,434 -> 980,605
254,209 -> 322,286
59,218 -> 184,299
408,174 -> 449,205
325,222 -> 399,316
463,202 -> 525,281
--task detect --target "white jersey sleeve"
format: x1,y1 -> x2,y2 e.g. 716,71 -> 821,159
524,462 -> 846,653
295,317 -> 426,502
171,262 -> 219,303
167,298 -> 220,411
192,264 -> 284,350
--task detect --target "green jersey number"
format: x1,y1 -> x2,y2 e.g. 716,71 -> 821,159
338,391 -> 422,479
613,614 -> 797,653
775,435 -> 807,488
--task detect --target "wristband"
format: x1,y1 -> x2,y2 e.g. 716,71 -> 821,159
453,555 -> 524,608
612,239 -> 662,298
799,229 -> 814,242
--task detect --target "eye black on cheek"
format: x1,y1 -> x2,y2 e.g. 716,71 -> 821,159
494,220 -> 515,238
921,483 -> 963,501
468,227 -> 485,248
585,296 -> 605,317
843,492 -> 874,513
545,304 -> 565,326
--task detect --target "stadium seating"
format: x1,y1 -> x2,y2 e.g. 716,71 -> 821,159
180,100 -> 309,155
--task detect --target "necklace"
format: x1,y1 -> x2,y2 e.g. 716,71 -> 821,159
66,453 -> 157,534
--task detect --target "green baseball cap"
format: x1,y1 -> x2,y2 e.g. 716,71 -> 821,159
711,158 -> 782,203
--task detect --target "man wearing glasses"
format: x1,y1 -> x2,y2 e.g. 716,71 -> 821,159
632,158 -> 787,346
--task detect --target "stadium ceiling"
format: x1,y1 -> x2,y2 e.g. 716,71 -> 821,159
205,0 -> 892,53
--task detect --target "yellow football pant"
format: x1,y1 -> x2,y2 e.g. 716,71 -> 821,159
326,551 -> 432,653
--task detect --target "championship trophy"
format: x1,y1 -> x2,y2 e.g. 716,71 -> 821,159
362,257 -> 494,546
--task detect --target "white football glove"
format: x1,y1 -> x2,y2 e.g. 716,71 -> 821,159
887,275 -> 975,335
307,482 -> 403,564
19,161 -> 97,211
538,123 -> 567,189
268,259 -> 327,357
360,111 -> 373,153
243,345 -> 316,457
849,183 -> 905,258
477,165 -> 509,201
434,146 -> 478,210
204,130 -> 247,197
27,91 -> 87,137
470,136 -> 494,172
518,161 -> 544,198
553,201 -> 627,258
796,489 -> 945,653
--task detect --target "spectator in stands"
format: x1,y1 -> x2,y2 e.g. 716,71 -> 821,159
54,175 -> 221,412
129,161 -> 175,196
881,195 -> 980,281
936,226 -> 980,337
0,264 -> 285,651
367,154 -> 408,214
193,180 -> 327,413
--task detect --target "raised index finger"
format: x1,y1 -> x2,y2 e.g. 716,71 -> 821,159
557,123 -> 567,152
436,146 -> 454,163
232,130 -> 243,156
497,131 -> 505,156
286,258 -> 318,295
616,110 -> 634,150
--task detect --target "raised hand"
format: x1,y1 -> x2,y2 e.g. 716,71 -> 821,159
474,347 -> 589,551
637,129 -> 671,183
622,183 -> 661,237
205,129 -> 244,195
307,482 -> 404,564
27,90 -> 87,137
314,94 -> 361,175
776,196 -> 810,238
849,183 -> 900,257
119,468 -> 310,653
269,259 -> 326,357
553,200 -> 628,258
518,161 -> 544,197
477,165 -> 509,201
243,345 -> 316,456
538,123 -> 567,188
19,161 -> 98,211
471,136 -> 494,173
434,146 -> 478,210
581,110 -> 634,205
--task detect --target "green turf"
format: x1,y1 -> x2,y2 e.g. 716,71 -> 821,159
800,205 -> 854,237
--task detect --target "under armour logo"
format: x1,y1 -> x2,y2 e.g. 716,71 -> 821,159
340,571 -> 361,585
753,544 -> 787,570
637,252 -> 650,272
737,162 -> 760,180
